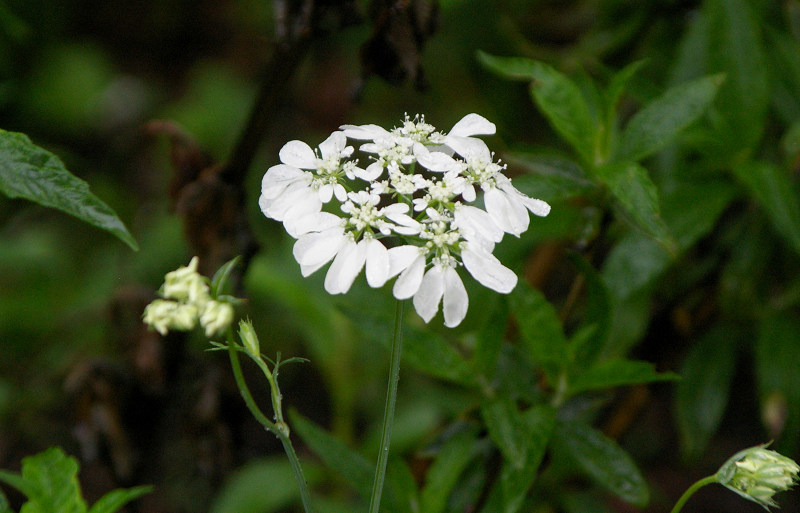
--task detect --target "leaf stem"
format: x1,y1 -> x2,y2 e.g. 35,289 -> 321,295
226,331 -> 315,513
669,475 -> 718,513
368,299 -> 405,513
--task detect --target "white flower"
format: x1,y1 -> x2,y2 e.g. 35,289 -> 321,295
292,226 -> 348,277
200,300 -> 235,337
412,260 -> 468,327
461,242 -> 517,294
453,203 -> 503,251
162,256 -> 210,304
143,299 -> 198,335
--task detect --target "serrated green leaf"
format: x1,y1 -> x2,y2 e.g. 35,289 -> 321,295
477,52 -> 597,164
87,486 -> 152,513
616,74 -> 723,162
553,421 -> 649,507
504,153 -> 597,203
732,160 -> 800,255
0,130 -> 138,250
755,312 -> 800,455
596,161 -> 675,251
17,448 -> 86,513
676,325 -> 739,460
419,429 -> 480,513
499,405 -> 556,513
508,282 -> 566,381
568,358 -> 678,397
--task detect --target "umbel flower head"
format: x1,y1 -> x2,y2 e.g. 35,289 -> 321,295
716,444 -> 800,509
260,113 -> 550,327
143,257 -> 235,337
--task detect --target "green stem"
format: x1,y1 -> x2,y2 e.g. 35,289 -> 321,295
226,332 -> 315,513
368,300 -> 405,513
670,475 -> 718,513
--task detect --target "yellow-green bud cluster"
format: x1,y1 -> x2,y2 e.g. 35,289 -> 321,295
143,257 -> 235,337
717,445 -> 800,509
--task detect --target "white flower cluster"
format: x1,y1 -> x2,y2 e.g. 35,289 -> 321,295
717,445 -> 800,509
260,113 -> 550,327
143,257 -> 235,337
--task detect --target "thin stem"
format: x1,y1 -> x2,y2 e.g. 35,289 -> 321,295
670,475 -> 718,513
226,332 -> 315,513
368,300 -> 405,513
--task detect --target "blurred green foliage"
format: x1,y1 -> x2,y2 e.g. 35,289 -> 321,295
2,0 -> 800,512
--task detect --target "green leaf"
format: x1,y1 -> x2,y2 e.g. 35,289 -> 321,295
471,299 -> 509,379
508,282 -> 566,382
477,52 -> 597,164
707,0 -> 769,154
567,358 -> 678,397
676,325 -> 739,460
419,429 -> 480,513
210,458 -> 320,513
481,398 -> 528,469
755,312 -> 800,455
87,486 -> 152,513
210,255 -> 242,298
0,489 -> 11,513
615,74 -> 723,162
596,161 -> 675,251
567,252 -> 611,368
499,405 -> 556,513
605,60 -> 648,115
290,411 -> 411,513
732,160 -> 800,255
16,448 -> 86,513
504,153 -> 597,203
0,130 -> 138,251
552,421 -> 649,507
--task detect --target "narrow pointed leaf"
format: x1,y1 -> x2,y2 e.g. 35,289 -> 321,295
508,282 -> 566,381
87,486 -> 152,513
568,358 -> 678,396
0,130 -> 138,250
420,429 -> 480,513
481,398 -> 528,469
616,74 -> 723,162
553,421 -> 649,507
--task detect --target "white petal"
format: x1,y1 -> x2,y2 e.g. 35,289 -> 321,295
319,131 -> 347,159
416,149 -> 459,172
334,184 -> 348,202
462,184 -> 476,202
261,181 -> 319,221
284,211 -> 342,238
261,164 -> 306,199
279,140 -> 317,169
356,161 -> 384,181
444,136 -> 491,161
318,184 -> 333,203
442,267 -> 468,327
449,113 -> 496,137
365,239 -> 390,287
498,181 -> 551,217
324,239 -> 367,294
484,187 -> 529,236
387,245 -> 422,277
461,244 -> 518,294
340,124 -> 391,140
412,266 -> 444,323
455,204 -> 504,247
292,227 -> 345,268
393,254 -> 426,299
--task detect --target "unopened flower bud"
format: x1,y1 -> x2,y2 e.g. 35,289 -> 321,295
717,445 -> 800,509
238,319 -> 260,357
143,299 -> 198,335
199,300 -> 235,337
163,257 -> 211,304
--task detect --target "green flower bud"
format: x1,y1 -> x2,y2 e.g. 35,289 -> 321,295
238,319 -> 260,357
143,299 -> 198,335
163,256 -> 211,304
717,445 -> 800,509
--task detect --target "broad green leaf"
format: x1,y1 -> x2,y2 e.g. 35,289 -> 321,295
499,405 -> 556,513
87,486 -> 152,513
471,299 -> 509,379
210,458 -> 320,513
402,324 -> 476,386
706,0 -> 768,154
0,489 -> 10,513
605,60 -> 648,115
504,153 -> 597,202
481,398 -> 528,469
0,130 -> 138,250
755,312 -> 800,455
615,74 -> 723,162
552,421 -> 649,507
596,161 -> 674,251
16,448 -> 86,513
732,160 -> 800,255
567,358 -> 678,397
477,52 -> 597,164
420,429 -> 480,513
676,325 -> 739,460
508,282 -> 566,381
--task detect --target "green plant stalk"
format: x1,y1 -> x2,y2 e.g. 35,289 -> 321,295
368,299 -> 405,513
226,331 -> 314,513
669,475 -> 717,513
